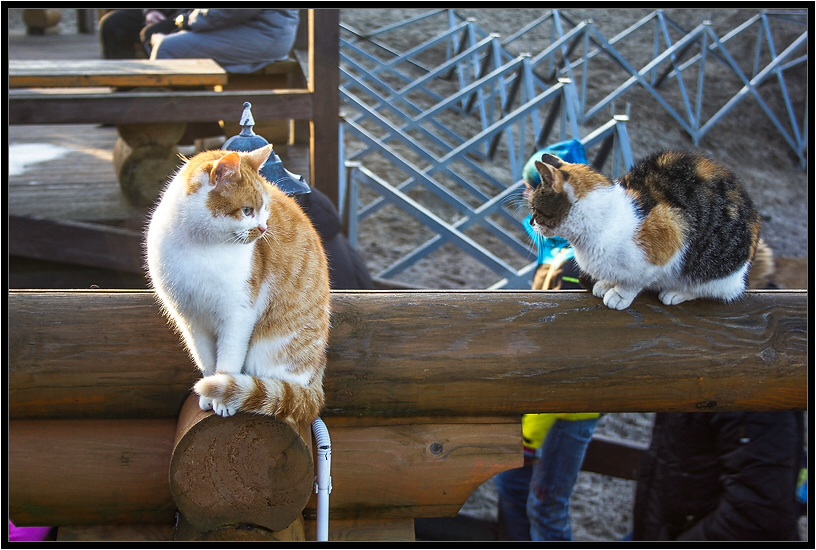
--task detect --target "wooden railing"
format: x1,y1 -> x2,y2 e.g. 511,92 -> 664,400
8,289 -> 807,541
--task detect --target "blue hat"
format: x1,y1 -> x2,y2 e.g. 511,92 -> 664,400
522,139 -> 589,188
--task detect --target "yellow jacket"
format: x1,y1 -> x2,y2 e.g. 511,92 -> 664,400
522,413 -> 601,450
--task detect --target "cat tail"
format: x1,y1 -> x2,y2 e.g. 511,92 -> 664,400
193,373 -> 324,423
748,237 -> 775,290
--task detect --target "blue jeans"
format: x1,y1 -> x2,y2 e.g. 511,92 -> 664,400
495,417 -> 600,541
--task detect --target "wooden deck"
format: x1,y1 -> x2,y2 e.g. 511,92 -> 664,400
8,29 -> 311,289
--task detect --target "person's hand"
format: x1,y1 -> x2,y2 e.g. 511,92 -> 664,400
150,33 -> 167,49
144,10 -> 167,25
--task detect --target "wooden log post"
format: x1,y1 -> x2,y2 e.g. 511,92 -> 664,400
170,394 -> 315,538
22,9 -> 62,35
113,122 -> 187,207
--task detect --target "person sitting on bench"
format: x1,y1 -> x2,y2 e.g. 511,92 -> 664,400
147,9 -> 300,74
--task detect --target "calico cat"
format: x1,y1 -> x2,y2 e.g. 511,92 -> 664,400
145,144 -> 331,423
526,150 -> 761,310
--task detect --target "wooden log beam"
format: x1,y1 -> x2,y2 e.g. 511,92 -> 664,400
303,416 -> 521,520
7,89 -> 315,126
9,415 -> 519,527
9,290 -> 807,420
8,418 -> 177,526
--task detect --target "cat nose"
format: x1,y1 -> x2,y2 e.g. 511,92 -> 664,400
258,224 -> 267,234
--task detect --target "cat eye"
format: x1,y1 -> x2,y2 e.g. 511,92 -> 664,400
241,207 -> 253,217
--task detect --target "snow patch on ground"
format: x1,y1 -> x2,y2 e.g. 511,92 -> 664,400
9,143 -> 70,176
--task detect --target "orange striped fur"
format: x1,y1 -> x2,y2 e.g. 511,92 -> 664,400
146,144 -> 330,423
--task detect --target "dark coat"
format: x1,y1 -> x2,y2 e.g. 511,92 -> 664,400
297,188 -> 375,291
632,411 -> 804,541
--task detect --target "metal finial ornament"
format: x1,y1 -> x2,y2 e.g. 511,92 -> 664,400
222,102 -> 311,197
238,101 -> 256,135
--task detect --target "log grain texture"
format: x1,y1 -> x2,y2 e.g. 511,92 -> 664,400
9,289 -> 808,420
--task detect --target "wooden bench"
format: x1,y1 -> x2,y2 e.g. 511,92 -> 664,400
8,289 -> 807,541
10,57 -> 230,207
8,8 -> 340,209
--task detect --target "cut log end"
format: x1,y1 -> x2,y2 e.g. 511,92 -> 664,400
170,394 -> 314,533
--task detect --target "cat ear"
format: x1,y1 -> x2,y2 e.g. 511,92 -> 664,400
534,160 -> 562,189
211,152 -> 242,190
540,154 -> 564,168
245,144 -> 274,173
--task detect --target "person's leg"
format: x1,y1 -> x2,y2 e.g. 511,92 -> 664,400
494,465 -> 533,540
98,9 -> 146,59
526,417 -> 600,541
151,26 -> 292,73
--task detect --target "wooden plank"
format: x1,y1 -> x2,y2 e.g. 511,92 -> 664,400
581,433 -> 647,481
9,215 -> 144,274
8,290 -> 808,420
309,9 -> 341,209
8,89 -> 315,125
9,59 -> 228,89
8,121 -> 311,224
8,29 -> 103,60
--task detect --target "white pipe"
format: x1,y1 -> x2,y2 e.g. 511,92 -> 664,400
311,417 -> 332,542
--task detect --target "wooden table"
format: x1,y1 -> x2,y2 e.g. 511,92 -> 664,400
8,58 -> 228,89
9,58 -> 228,206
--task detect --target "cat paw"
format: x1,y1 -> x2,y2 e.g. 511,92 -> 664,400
593,280 -> 614,299
212,400 -> 237,418
659,290 -> 692,306
198,395 -> 214,411
603,287 -> 636,310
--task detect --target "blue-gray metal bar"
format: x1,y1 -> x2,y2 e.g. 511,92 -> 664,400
342,117 -> 477,218
406,55 -> 529,128
342,26 -> 473,109
377,180 -> 532,279
370,19 -> 471,76
340,73 -> 511,195
385,33 -> 498,119
340,64 -> 468,151
582,24 -> 713,134
341,91 -> 496,204
339,9 -> 448,76
698,31 -> 808,160
349,164 -> 522,280
343,8 -> 448,43
429,84 -> 574,180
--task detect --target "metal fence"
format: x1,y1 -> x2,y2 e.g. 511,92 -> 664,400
338,9 -> 807,289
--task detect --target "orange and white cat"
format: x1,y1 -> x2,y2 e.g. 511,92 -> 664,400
526,150 -> 761,310
145,144 -> 330,423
